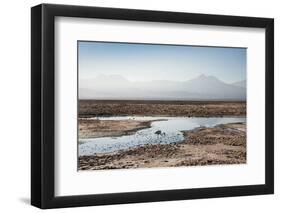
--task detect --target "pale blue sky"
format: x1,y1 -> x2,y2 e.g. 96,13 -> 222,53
78,41 -> 246,83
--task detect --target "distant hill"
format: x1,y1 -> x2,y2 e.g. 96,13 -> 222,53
231,80 -> 246,88
79,74 -> 246,101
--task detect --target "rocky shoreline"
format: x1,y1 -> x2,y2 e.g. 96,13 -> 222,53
79,119 -> 164,139
78,122 -> 246,170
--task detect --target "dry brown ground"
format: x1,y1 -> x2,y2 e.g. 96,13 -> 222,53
79,100 -> 246,117
78,123 -> 246,170
79,119 -> 156,139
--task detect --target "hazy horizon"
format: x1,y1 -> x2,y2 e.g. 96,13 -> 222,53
80,73 -> 245,84
78,41 -> 246,101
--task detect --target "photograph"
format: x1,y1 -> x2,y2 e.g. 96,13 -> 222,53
78,41 -> 247,171
30,3 -> 274,209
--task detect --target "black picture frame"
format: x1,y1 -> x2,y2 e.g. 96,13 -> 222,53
31,3 -> 274,209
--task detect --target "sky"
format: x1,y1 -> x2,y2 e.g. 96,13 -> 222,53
78,41 -> 246,84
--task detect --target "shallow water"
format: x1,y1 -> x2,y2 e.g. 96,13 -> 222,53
79,116 -> 246,156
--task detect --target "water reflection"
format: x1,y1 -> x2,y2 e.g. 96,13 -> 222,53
79,116 -> 246,156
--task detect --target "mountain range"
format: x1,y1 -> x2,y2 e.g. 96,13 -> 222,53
79,74 -> 246,101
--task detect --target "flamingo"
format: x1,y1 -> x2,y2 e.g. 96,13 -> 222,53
155,130 -> 161,135
155,130 -> 166,137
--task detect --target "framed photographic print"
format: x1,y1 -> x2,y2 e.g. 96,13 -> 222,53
31,3 -> 274,209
